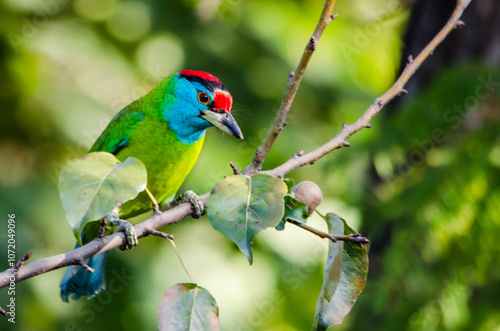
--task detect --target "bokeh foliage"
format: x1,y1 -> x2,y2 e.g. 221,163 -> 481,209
0,0 -> 499,330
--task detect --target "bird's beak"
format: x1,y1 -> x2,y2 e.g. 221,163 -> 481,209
201,109 -> 243,139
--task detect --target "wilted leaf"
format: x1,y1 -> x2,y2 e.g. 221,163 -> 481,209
158,283 -> 220,331
59,152 -> 147,243
207,174 -> 287,264
313,213 -> 368,330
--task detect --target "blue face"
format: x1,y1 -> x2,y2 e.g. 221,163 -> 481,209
163,75 -> 215,144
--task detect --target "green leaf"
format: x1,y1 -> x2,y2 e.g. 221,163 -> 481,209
276,195 -> 310,231
158,283 -> 220,331
283,195 -> 309,223
313,213 -> 368,331
207,174 -> 287,264
59,152 -> 147,243
283,177 -> 295,191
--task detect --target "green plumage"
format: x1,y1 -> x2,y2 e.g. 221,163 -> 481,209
90,76 -> 204,218
61,70 -> 241,302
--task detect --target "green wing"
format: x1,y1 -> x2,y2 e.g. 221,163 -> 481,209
90,109 -> 145,156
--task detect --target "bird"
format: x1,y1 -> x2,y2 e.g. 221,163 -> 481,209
60,70 -> 243,302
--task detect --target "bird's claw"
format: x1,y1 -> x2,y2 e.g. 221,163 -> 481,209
107,209 -> 138,250
182,190 -> 205,219
115,220 -> 138,250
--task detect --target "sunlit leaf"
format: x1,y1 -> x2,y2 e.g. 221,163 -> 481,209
59,152 -> 147,243
313,213 -> 368,330
158,283 -> 220,331
207,174 -> 287,264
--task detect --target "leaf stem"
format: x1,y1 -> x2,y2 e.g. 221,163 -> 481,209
167,239 -> 194,284
145,187 -> 160,214
147,229 -> 194,283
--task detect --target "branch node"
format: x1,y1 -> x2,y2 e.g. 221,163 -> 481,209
308,36 -> 317,51
15,252 -> 32,272
229,162 -> 240,175
377,99 -> 383,107
282,121 -> 288,128
330,13 -> 339,20
0,306 -> 7,316
455,20 -> 465,28
78,260 -> 95,273
288,71 -> 295,80
343,141 -> 351,147
293,150 -> 305,159
98,218 -> 107,239
342,122 -> 349,129
365,123 -> 372,129
408,54 -> 414,64
400,89 -> 408,95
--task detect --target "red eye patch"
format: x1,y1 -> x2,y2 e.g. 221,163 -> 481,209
211,90 -> 233,112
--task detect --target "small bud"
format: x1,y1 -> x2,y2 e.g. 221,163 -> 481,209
308,36 -> 317,51
292,181 -> 323,215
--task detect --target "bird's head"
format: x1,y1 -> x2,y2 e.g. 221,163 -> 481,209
164,70 -> 243,144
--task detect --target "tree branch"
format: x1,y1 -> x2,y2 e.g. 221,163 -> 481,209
0,193 -> 208,288
242,0 -> 338,175
262,0 -> 471,178
0,0 -> 471,290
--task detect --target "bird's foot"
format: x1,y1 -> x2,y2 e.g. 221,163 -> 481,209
165,190 -> 205,219
107,209 -> 138,250
182,190 -> 205,219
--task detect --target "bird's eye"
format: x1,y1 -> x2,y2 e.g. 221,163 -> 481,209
198,92 -> 210,105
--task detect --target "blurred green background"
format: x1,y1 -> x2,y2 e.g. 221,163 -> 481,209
1,0 -> 499,330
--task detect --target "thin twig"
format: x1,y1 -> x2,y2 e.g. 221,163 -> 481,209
229,162 -> 240,175
78,260 -> 95,273
263,0 -> 472,178
242,0 -> 338,175
287,219 -> 369,245
147,229 -> 174,241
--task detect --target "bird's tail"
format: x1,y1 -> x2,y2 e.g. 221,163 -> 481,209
60,243 -> 108,302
